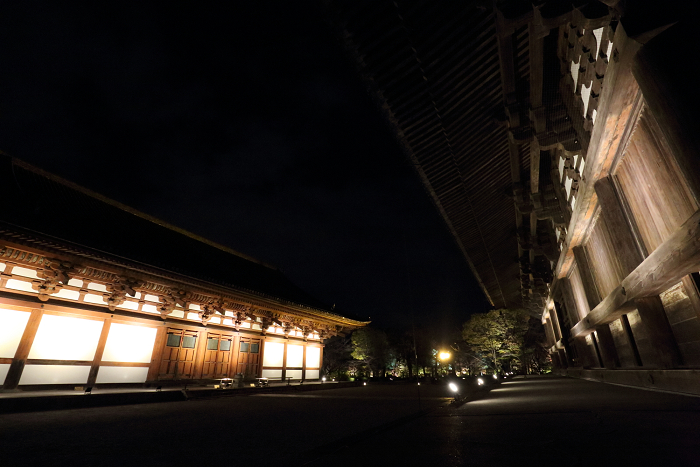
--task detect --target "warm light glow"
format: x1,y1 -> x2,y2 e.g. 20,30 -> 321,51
0,364 -> 10,383
262,341 -> 284,367
19,364 -> 90,385
286,369 -> 302,380
306,346 -> 320,368
116,301 -> 139,311
84,293 -> 104,305
261,369 -> 282,379
12,266 -> 38,279
29,314 -> 103,361
439,351 -> 451,361
101,323 -> 157,363
322,376 -> 326,382
286,344 -> 303,367
363,382 -> 367,386
5,279 -> 34,292
449,382 -> 458,392
96,366 -> 149,383
52,289 -> 80,300
87,282 -> 107,292
477,378 -> 484,385
307,370 -> 319,379
0,308 -> 31,358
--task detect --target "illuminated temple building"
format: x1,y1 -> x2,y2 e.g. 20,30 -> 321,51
0,156 -> 366,390
332,1 -> 700,394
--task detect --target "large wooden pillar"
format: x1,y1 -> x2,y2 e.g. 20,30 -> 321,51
594,324 -> 620,369
573,246 -> 602,310
594,177 -> 646,273
87,318 -> 112,387
147,325 -> 167,382
3,308 -> 43,390
635,296 -> 683,368
281,340 -> 288,382
301,344 -> 307,382
257,335 -> 266,378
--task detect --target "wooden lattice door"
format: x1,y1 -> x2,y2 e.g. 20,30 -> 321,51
237,337 -> 261,377
202,333 -> 233,378
159,328 -> 198,379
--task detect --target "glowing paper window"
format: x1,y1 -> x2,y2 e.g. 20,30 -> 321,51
5,279 -> 34,292
144,294 -> 159,302
261,369 -> 282,379
101,323 -> 157,363
306,347 -> 321,368
67,278 -> 82,288
87,282 -> 107,292
286,345 -> 303,367
12,266 -> 38,279
52,289 -> 80,300
306,369 -> 320,380
96,366 -> 149,383
262,341 -> 284,367
19,364 -> 90,385
28,314 -> 103,361
84,293 -> 104,304
0,363 -> 10,384
286,369 -> 302,379
0,308 -> 31,358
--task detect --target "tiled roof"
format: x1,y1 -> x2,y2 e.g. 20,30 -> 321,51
0,154 -> 337,313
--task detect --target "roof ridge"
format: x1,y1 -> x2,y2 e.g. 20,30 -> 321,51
9,156 -> 278,270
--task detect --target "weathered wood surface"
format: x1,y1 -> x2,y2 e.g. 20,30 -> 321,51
572,208 -> 700,337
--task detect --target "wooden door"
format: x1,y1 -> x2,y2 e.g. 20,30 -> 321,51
202,333 -> 232,378
237,337 -> 261,377
159,329 -> 198,379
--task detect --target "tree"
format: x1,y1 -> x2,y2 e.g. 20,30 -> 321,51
322,335 -> 353,378
351,327 -> 391,377
461,309 -> 529,374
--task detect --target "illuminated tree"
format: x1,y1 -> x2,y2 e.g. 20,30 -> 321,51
461,309 -> 529,374
351,327 -> 391,377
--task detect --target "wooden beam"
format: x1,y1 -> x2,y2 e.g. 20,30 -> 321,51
594,176 -> 645,275
572,208 -> 700,337
572,246 -> 602,309
87,318 -> 111,387
3,308 -> 43,389
594,324 -> 620,368
634,296 -> 682,368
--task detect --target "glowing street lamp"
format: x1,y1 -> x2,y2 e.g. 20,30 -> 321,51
439,351 -> 451,361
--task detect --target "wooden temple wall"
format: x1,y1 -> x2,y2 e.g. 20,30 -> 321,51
543,22 -> 700,393
0,264 -> 325,389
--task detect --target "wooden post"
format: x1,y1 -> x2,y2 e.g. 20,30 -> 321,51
594,177 -> 645,275
257,335 -> 266,378
147,325 -> 167,382
3,308 -> 43,390
192,328 -> 208,380
594,324 -> 620,369
87,318 -> 111,387
634,296 -> 683,368
281,341 -> 288,382
573,246 -> 602,309
318,344 -> 324,377
229,333 -> 241,377
301,344 -> 307,382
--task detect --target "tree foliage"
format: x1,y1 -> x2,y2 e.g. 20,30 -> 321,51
351,327 -> 391,377
461,309 -> 529,373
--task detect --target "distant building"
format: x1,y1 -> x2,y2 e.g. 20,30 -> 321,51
0,156 -> 366,390
334,1 -> 700,394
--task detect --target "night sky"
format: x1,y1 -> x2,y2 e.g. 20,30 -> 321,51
1,2 -> 490,334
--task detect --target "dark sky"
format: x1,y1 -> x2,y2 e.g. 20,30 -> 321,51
0,2 -> 490,334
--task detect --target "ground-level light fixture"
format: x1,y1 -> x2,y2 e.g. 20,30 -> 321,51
493,374 -> 498,379
448,382 -> 458,393
363,382 -> 367,386
477,378 -> 484,385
